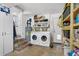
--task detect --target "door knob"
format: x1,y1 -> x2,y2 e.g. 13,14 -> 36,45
2,32 -> 4,36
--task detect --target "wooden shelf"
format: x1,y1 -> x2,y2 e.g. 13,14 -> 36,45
74,42 -> 79,48
62,26 -> 70,30
63,7 -> 79,22
73,7 -> 79,20
63,15 -> 70,22
61,4 -> 79,50
64,3 -> 71,9
73,7 -> 79,14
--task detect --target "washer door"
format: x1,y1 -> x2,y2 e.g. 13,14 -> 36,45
32,35 -> 37,40
41,35 -> 47,42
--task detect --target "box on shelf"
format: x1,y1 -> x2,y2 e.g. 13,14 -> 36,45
68,48 -> 79,56
75,14 -> 79,23
34,15 -> 45,22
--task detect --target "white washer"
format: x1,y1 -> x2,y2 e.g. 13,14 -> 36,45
31,32 -> 50,47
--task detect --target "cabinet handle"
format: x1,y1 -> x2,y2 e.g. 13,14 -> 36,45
2,32 -> 6,36
2,32 -> 4,36
5,32 -> 6,35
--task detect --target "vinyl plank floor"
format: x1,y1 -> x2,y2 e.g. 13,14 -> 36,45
6,44 -> 64,56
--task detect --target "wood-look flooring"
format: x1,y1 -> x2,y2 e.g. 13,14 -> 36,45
6,44 -> 64,56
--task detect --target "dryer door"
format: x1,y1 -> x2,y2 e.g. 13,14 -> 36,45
32,35 -> 37,40
41,35 -> 47,42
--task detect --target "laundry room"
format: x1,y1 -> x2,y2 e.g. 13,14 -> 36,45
0,3 -> 79,56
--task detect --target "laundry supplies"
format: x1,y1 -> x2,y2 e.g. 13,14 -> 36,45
75,14 -> 79,23
63,30 -> 70,39
68,48 -> 79,56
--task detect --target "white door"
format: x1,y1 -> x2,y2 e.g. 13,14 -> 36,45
3,14 -> 13,55
0,12 -> 4,55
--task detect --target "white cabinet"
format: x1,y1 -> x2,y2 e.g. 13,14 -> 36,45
0,12 -> 4,56
0,12 -> 13,55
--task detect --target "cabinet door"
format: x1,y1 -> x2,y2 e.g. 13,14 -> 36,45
0,12 -> 4,56
3,14 -> 13,55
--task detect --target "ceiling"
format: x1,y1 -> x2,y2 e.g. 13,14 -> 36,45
5,3 -> 65,15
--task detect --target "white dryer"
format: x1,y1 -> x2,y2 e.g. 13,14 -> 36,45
31,32 -> 50,47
